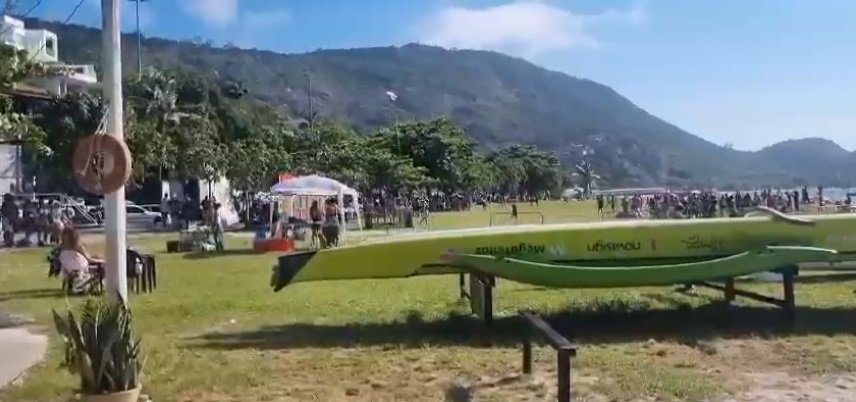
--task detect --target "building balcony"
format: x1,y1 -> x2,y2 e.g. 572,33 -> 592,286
53,64 -> 98,85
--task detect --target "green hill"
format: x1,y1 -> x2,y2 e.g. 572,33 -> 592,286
23,17 -> 855,188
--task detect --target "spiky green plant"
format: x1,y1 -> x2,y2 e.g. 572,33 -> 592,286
51,295 -> 144,395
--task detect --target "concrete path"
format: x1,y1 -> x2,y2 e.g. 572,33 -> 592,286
0,326 -> 47,388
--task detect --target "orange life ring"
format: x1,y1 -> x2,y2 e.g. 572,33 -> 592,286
72,134 -> 133,195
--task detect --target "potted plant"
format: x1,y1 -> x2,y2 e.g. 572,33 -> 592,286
52,296 -> 143,402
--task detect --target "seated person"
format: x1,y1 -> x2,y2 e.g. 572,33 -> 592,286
58,227 -> 103,294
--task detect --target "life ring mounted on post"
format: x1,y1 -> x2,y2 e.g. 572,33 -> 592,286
72,133 -> 133,196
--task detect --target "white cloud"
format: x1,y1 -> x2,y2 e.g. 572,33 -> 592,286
420,0 -> 647,58
243,9 -> 291,28
178,1 -> 289,33
231,9 -> 292,49
181,0 -> 238,27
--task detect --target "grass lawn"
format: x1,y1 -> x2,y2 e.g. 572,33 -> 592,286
3,200 -> 856,401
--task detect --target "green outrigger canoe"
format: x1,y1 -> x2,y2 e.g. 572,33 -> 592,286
271,208 -> 856,291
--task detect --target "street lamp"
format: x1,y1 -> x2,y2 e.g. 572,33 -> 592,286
127,0 -> 148,75
385,90 -> 398,153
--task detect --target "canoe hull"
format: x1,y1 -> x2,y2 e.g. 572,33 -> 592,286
449,246 -> 837,288
272,214 -> 856,290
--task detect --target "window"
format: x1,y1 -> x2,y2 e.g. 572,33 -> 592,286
45,38 -> 55,56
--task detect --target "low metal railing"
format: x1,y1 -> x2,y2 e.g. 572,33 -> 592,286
519,310 -> 578,402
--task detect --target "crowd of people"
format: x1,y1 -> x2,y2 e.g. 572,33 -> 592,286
1,191 -> 233,249
594,186 -> 852,219
1,193 -> 73,247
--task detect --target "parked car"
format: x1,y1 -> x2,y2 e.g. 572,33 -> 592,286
90,201 -> 161,229
125,202 -> 162,228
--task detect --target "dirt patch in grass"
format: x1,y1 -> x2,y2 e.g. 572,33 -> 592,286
724,371 -> 856,402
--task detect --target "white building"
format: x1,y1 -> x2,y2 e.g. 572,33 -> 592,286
1,15 -> 98,96
1,15 -> 98,193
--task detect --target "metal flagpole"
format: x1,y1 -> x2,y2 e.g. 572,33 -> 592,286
101,0 -> 129,305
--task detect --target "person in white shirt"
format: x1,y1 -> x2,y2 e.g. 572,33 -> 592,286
160,194 -> 171,229
211,202 -> 225,251
58,226 -> 103,294
49,201 -> 65,244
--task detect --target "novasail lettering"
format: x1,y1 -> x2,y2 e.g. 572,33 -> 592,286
586,240 -> 642,252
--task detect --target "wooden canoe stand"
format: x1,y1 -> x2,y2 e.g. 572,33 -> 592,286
458,272 -> 495,325
690,265 -> 798,316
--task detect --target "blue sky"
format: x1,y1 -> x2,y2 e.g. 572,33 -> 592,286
29,0 -> 856,151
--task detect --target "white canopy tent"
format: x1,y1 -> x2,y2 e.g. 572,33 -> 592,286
269,175 -> 362,232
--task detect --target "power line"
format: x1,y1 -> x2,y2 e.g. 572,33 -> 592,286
1,0 -> 44,35
62,0 -> 86,25
25,0 -> 86,64
20,0 -> 43,17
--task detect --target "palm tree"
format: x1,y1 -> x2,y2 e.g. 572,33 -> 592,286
573,159 -> 599,197
128,69 -> 186,182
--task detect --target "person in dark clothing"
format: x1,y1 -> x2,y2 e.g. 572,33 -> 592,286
309,200 -> 323,249
1,193 -> 18,247
182,198 -> 196,229
322,198 -> 340,248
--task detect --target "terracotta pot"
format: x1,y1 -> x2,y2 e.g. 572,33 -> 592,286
83,387 -> 141,402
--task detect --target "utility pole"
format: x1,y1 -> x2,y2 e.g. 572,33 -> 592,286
101,0 -> 128,305
306,69 -> 313,132
128,0 -> 147,75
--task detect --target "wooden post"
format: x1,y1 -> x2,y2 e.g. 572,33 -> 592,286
557,348 -> 572,402
783,269 -> 796,315
483,276 -> 493,326
724,278 -> 736,303
522,336 -> 533,374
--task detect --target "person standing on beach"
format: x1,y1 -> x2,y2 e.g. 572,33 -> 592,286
793,190 -> 800,211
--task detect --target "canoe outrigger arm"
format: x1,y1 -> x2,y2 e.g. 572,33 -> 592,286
743,206 -> 815,226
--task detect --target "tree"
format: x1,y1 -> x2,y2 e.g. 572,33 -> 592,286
125,68 -> 249,184
32,92 -> 105,191
574,159 -> 599,197
356,136 -> 427,192
224,126 -> 293,193
486,148 -> 527,195
224,136 -> 272,192
171,115 -> 225,181
379,118 -> 486,192
0,43 -> 47,146
125,69 -> 184,180
488,144 -> 562,197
